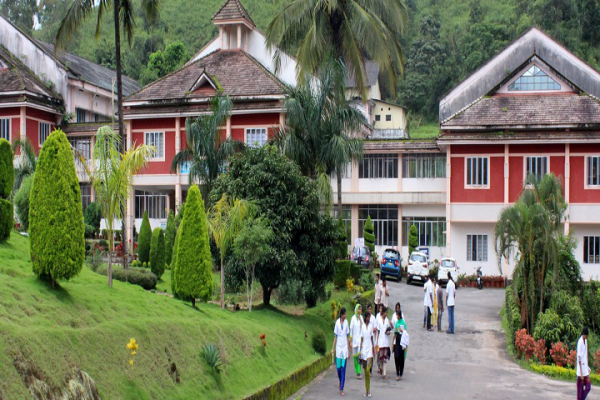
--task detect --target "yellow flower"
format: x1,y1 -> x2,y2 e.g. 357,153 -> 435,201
129,360 -> 134,365
133,344 -> 138,351
131,351 -> 136,356
126,343 -> 133,350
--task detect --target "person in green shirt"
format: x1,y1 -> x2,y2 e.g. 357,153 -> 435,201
392,306 -> 407,380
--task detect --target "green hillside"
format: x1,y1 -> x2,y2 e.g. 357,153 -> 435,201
0,232 -> 335,399
17,0 -> 600,121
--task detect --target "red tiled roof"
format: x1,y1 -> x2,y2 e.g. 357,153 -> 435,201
442,94 -> 600,128
438,130 -> 600,143
124,100 -> 283,116
126,50 -> 285,104
212,0 -> 255,26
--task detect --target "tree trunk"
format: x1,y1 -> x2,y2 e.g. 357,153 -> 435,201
337,169 -> 342,217
108,245 -> 113,287
246,268 -> 251,312
220,255 -> 225,310
191,297 -> 196,308
262,283 -> 271,307
113,1 -> 125,146
249,265 -> 255,312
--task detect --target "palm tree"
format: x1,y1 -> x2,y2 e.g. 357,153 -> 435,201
55,0 -> 160,141
275,61 -> 365,216
12,138 -> 37,192
208,194 -> 257,310
265,0 -> 408,99
495,174 -> 566,332
89,126 -> 155,287
171,95 -> 243,205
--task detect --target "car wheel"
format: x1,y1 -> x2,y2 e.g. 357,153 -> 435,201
406,277 -> 411,285
397,272 -> 402,282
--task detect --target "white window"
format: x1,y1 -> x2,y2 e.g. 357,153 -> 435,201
246,128 -> 267,148
587,157 -> 600,187
0,118 -> 9,141
584,236 -> 600,264
145,131 -> 164,159
466,157 -> 488,187
39,122 -> 50,145
467,234 -> 488,262
525,156 -> 548,181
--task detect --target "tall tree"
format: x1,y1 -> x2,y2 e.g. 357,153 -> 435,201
495,174 -> 566,332
55,0 -> 161,145
266,0 -> 408,99
29,130 -> 84,283
171,95 -> 242,205
172,185 -> 213,307
0,0 -> 37,34
208,194 -> 256,310
88,126 -> 154,287
275,60 -> 365,215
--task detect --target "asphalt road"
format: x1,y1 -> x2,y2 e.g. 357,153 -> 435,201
299,280 -> 580,400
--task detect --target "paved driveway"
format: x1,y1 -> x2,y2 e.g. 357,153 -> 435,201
300,280 -> 578,400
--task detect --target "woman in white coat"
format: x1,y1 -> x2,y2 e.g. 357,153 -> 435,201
332,307 -> 351,396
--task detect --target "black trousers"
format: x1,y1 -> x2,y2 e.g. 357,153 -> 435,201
427,307 -> 432,330
394,333 -> 405,377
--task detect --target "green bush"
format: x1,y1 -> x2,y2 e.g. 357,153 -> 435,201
582,280 -> 600,334
505,285 -> 521,345
548,290 -> 584,346
150,227 -> 166,280
357,290 -> 375,309
349,263 -> 361,283
363,216 -> 375,252
14,175 -> 33,231
84,224 -> 96,238
530,363 -> 600,385
0,199 -> 13,241
201,343 -> 223,374
277,279 -> 305,305
83,202 -> 101,236
408,225 -> 418,255
85,248 -> 104,272
533,308 -> 563,345
131,260 -> 142,268
29,129 -> 84,281
359,271 -> 375,291
164,210 -> 176,266
333,260 -> 351,289
172,185 -> 213,305
96,265 -> 157,290
0,138 -> 13,199
311,331 -> 326,354
137,210 -> 151,263
98,239 -> 108,249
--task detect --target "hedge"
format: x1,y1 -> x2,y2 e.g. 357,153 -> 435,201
96,265 -> 157,290
14,175 -> 33,231
150,227 -> 166,279
356,290 -> 375,309
172,185 -> 213,305
137,210 -> 151,263
363,216 -> 375,252
349,263 -> 361,283
334,260 -> 351,289
164,210 -> 176,266
29,129 -> 85,281
505,285 -> 521,345
0,199 -> 12,241
0,138 -> 13,199
529,363 -> 600,385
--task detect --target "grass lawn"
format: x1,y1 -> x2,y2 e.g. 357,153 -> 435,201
409,123 -> 440,139
0,232 -> 339,399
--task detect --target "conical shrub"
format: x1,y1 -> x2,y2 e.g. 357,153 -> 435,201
137,210 -> 151,264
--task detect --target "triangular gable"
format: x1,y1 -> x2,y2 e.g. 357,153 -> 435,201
440,27 -> 600,122
189,71 -> 219,94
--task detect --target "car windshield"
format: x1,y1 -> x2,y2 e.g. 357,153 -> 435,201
411,254 -> 427,263
353,247 -> 368,256
441,260 -> 455,268
383,250 -> 398,259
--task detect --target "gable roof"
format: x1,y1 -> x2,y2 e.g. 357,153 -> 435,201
440,27 -> 600,123
34,41 -> 140,96
0,46 -> 61,110
212,0 -> 255,27
125,49 -> 285,104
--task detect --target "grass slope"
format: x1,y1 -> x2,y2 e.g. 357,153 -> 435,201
0,233 -> 334,399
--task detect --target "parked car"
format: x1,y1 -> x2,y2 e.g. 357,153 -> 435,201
350,246 -> 373,270
406,251 -> 429,285
380,248 -> 402,282
437,257 -> 459,286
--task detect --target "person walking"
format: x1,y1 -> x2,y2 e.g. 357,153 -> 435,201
375,304 -> 384,374
350,304 -> 364,380
423,276 -> 434,331
332,307 -> 351,396
374,274 -> 381,310
360,311 -> 376,398
376,305 -> 392,380
577,327 -> 592,400
381,277 -> 390,309
446,272 -> 456,334
432,278 -> 438,330
437,279 -> 445,332
391,302 -> 401,327
392,306 -> 407,381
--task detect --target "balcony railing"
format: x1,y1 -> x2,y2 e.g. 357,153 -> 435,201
371,129 -> 407,139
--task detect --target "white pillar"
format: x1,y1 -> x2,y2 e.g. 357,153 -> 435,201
445,145 -> 452,256
127,188 -> 134,255
397,204 -> 403,252
226,116 -> 231,139
565,143 -> 570,234
175,116 -> 182,212
504,143 -> 509,204
19,106 -> 26,142
351,204 -> 359,244
237,25 -> 242,49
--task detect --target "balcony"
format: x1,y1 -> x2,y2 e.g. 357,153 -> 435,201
371,129 -> 407,139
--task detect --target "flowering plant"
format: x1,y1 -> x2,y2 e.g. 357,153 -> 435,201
533,339 -> 547,365
568,350 -> 577,369
126,338 -> 139,369
550,342 -> 569,367
515,329 -> 535,360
